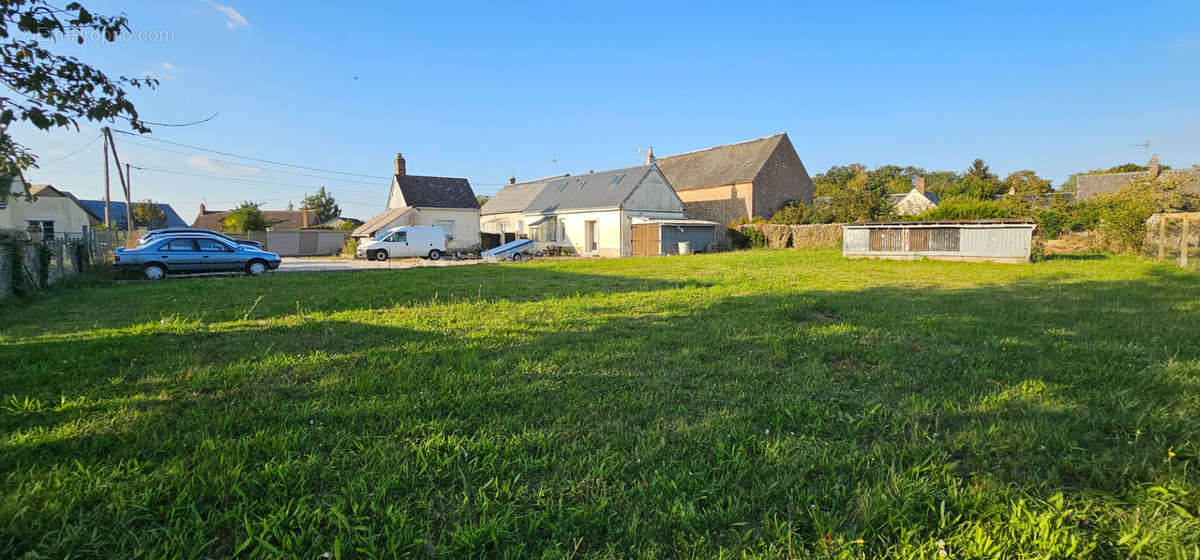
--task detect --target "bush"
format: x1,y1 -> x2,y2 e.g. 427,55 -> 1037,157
340,237 -> 358,258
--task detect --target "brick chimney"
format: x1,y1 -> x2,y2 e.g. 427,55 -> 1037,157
915,176 -> 926,194
198,203 -> 206,214
301,205 -> 309,226
1148,154 -> 1160,177
508,176 -> 516,184
643,146 -> 655,165
394,153 -> 406,176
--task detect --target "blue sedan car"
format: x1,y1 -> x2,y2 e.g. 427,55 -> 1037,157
114,234 -> 282,280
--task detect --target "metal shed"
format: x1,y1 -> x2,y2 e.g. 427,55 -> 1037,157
631,218 -> 720,256
842,220 -> 1036,263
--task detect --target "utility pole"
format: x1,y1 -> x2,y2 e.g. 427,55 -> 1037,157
103,132 -> 111,229
124,163 -> 133,232
102,127 -> 133,234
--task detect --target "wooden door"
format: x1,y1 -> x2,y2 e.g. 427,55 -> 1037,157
631,224 -> 659,256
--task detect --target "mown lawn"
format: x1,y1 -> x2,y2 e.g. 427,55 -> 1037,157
1,250 -> 1198,559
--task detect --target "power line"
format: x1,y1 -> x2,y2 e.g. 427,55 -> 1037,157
115,137 -> 390,191
38,134 -> 102,165
128,165 -> 383,205
112,129 -> 393,180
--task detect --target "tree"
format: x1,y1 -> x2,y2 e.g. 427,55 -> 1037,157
1002,170 -> 1052,195
812,163 -> 867,197
476,195 -> 490,207
221,201 -> 269,233
964,158 -> 997,182
131,199 -> 166,228
922,170 -> 960,196
302,187 -> 339,223
0,1 -> 157,187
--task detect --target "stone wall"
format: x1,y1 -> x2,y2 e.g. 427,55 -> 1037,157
734,223 -> 843,249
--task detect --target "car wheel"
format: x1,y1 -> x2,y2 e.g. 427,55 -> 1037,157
144,263 -> 166,281
373,250 -> 389,262
246,260 -> 268,277
428,249 -> 441,261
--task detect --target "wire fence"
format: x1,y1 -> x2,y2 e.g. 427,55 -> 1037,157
1146,213 -> 1198,271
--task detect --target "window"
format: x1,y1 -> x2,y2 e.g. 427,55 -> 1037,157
27,220 -> 54,240
577,180 -> 588,190
196,238 -> 231,252
556,182 -> 568,191
610,174 -> 624,185
394,231 -> 407,243
160,238 -> 199,252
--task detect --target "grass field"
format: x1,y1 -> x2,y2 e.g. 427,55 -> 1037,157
2,250 -> 1198,559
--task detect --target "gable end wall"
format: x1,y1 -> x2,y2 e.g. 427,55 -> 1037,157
751,137 -> 814,218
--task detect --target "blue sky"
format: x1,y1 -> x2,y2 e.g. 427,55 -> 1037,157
14,0 -> 1200,223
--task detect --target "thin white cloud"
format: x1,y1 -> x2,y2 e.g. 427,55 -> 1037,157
213,3 -> 249,29
161,61 -> 181,72
187,155 -> 260,175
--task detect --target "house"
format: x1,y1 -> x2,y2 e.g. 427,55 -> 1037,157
654,133 -> 816,245
76,200 -> 188,230
479,173 -> 568,241
1076,155 -> 1200,201
482,163 -> 717,257
351,154 -> 481,251
0,183 -> 95,239
888,177 -> 940,216
192,203 -> 319,231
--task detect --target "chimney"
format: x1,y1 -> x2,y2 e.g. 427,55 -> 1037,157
301,205 -> 309,226
286,201 -> 294,211
643,146 -> 655,165
1148,154 -> 1160,177
198,203 -> 206,214
394,153 -> 406,176
508,176 -> 516,185
915,176 -> 926,194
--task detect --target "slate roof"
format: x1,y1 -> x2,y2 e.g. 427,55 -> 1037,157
351,206 -> 413,238
525,165 -> 658,214
1076,169 -> 1200,201
77,199 -> 188,228
392,174 -> 479,209
655,133 -> 786,191
480,174 -> 569,216
191,208 -> 318,231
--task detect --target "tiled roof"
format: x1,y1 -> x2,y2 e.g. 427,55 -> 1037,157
524,165 -> 658,214
392,175 -> 479,209
480,174 -> 569,215
191,208 -> 319,231
655,133 -> 786,191
77,200 -> 187,228
1076,169 -> 1200,201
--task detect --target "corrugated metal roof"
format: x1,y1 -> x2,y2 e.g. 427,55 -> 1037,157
480,174 -> 568,215
525,165 -> 656,214
655,133 -> 785,191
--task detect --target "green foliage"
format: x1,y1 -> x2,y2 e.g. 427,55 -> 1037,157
1003,170 -> 1053,195
939,176 -> 1006,200
476,195 -> 490,207
1,252 -> 1198,557
1094,175 -> 1188,252
0,1 -> 157,176
220,201 -> 269,233
302,187 -> 340,223
964,158 -> 997,182
812,163 -> 867,197
340,236 -> 358,257
909,197 -> 1026,221
130,199 -> 166,229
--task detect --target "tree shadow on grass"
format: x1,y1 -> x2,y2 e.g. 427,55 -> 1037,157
1,267 -> 1198,558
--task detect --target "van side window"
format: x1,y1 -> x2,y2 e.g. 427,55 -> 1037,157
396,231 -> 407,242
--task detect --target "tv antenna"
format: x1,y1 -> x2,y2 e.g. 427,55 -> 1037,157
1132,138 -> 1151,149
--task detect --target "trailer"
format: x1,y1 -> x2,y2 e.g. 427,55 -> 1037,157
482,238 -> 536,263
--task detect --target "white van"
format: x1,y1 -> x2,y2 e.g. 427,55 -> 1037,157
357,226 -> 447,261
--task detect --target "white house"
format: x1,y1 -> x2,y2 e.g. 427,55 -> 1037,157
482,164 -> 716,257
0,183 -> 94,239
889,177 -> 940,216
352,154 -> 481,251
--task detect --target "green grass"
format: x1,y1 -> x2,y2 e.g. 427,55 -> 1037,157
2,250 -> 1198,559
